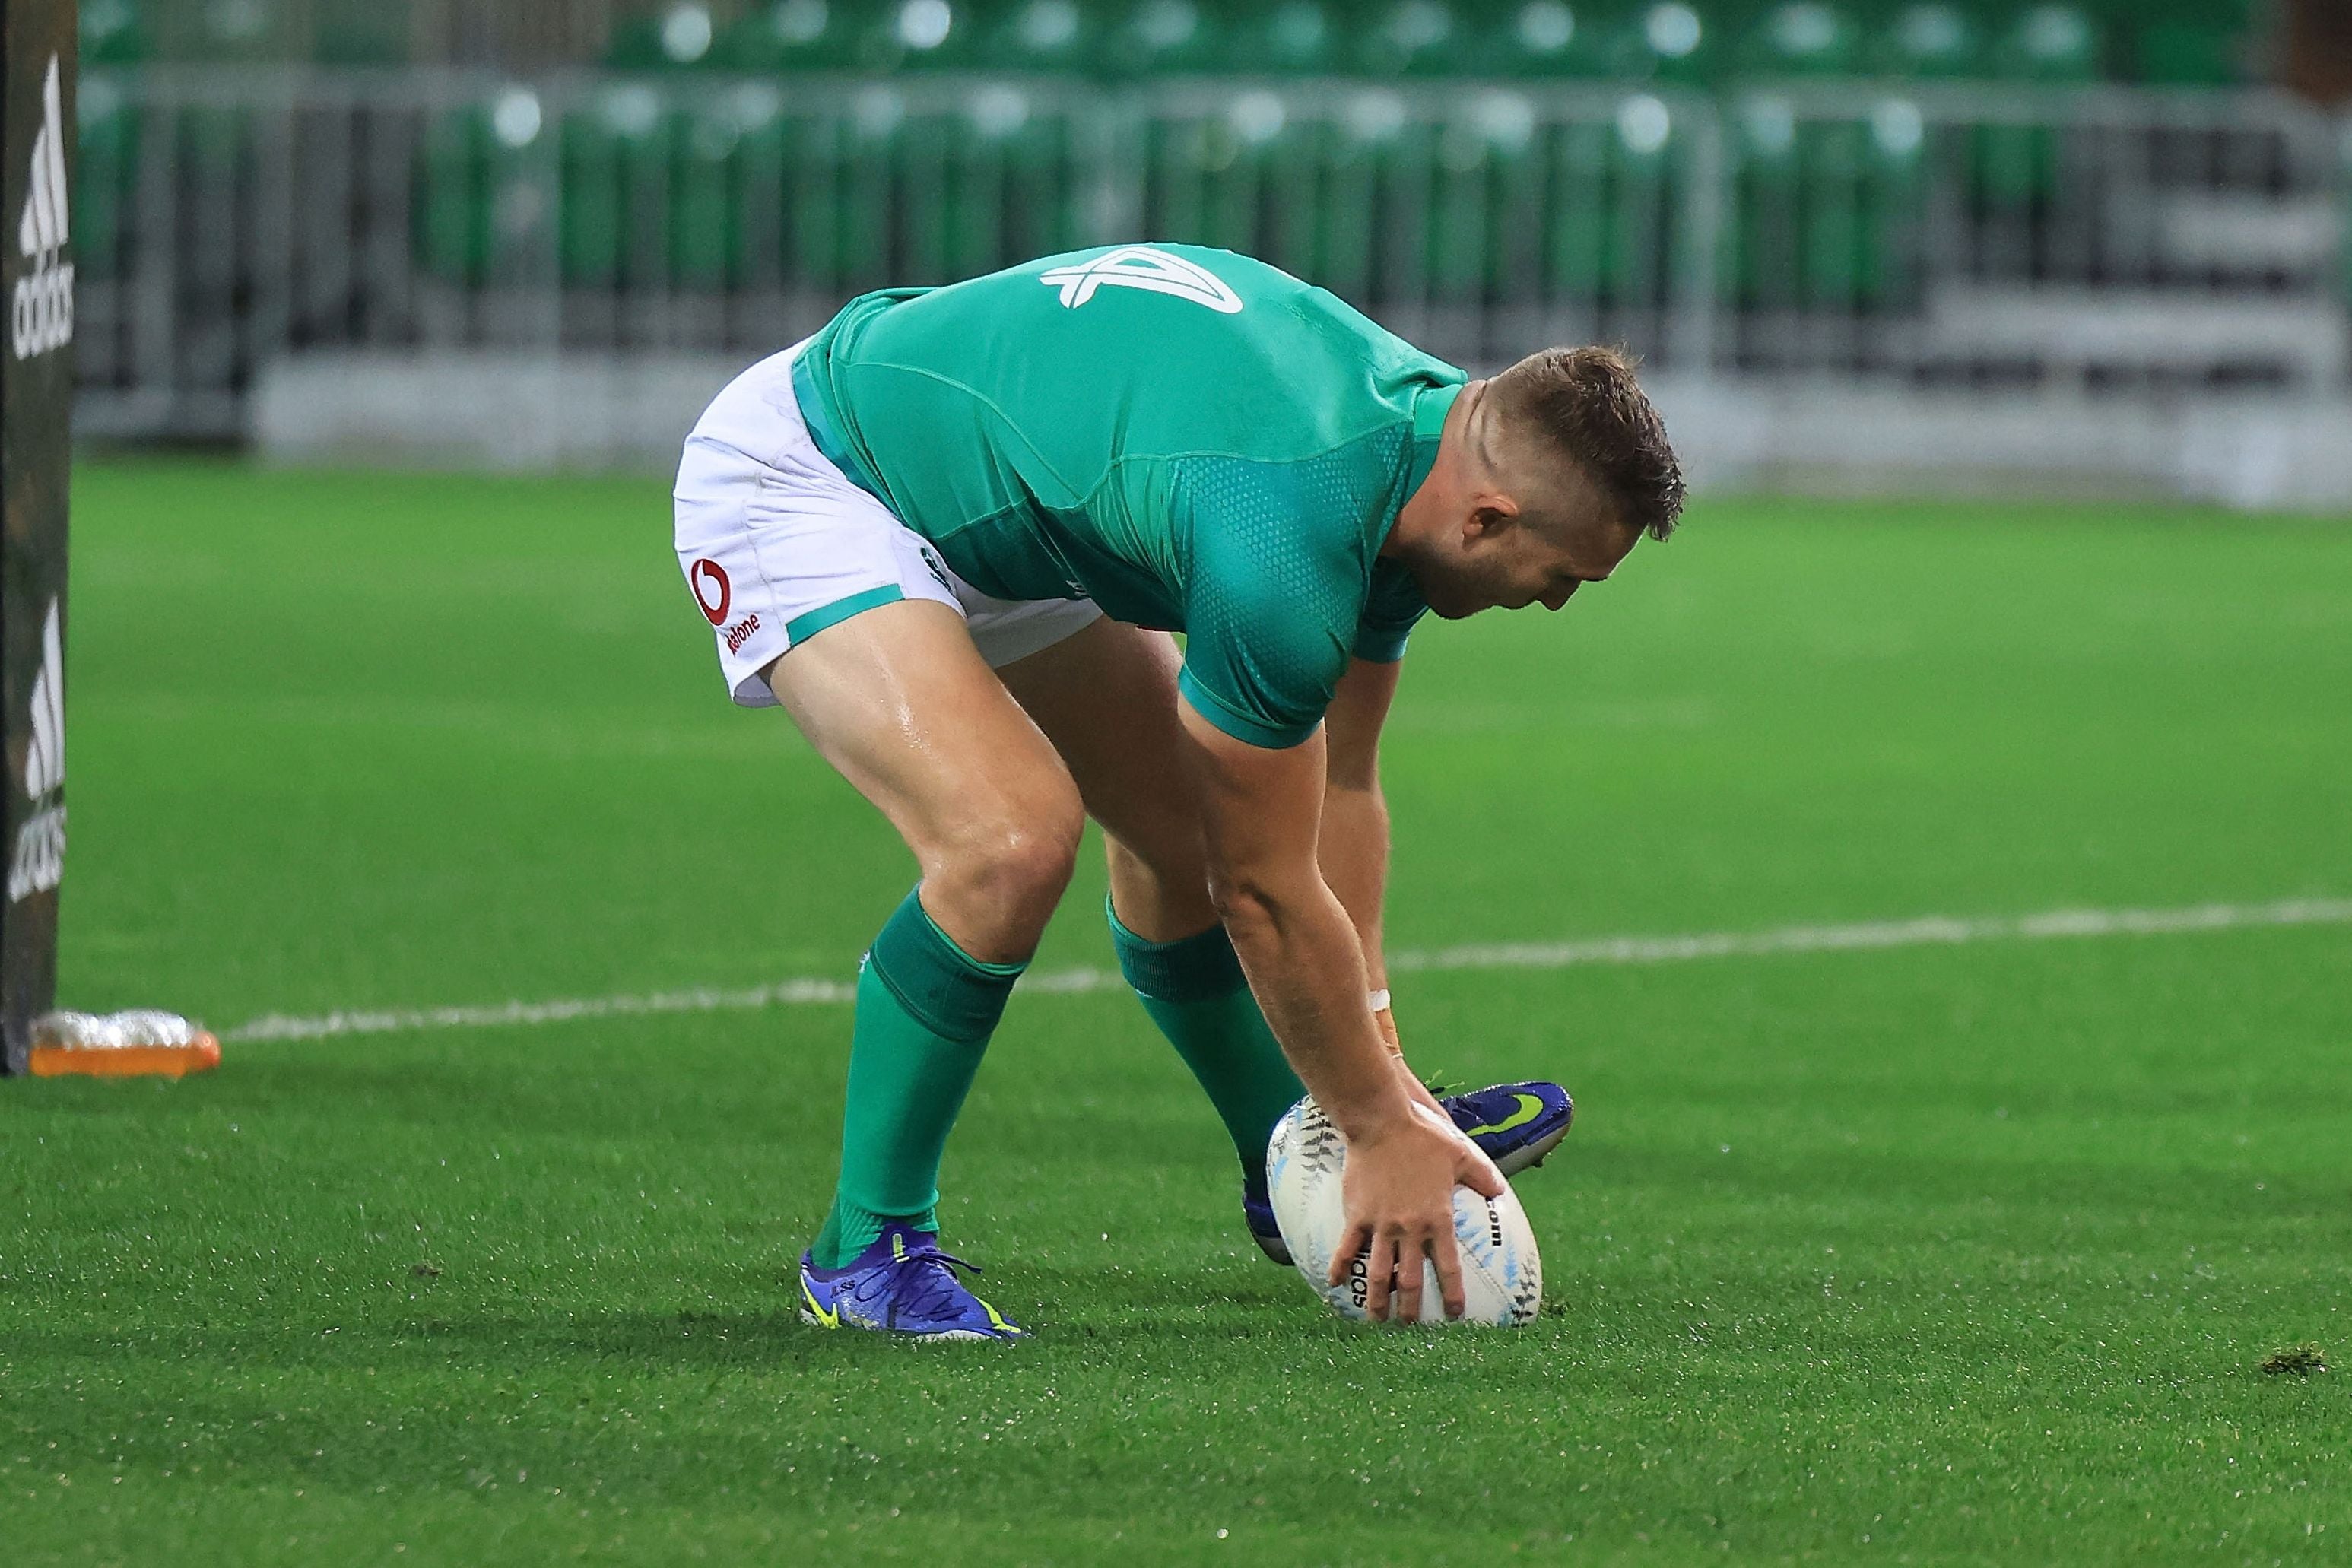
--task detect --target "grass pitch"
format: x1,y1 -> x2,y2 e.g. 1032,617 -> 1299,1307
5,460 -> 2350,1564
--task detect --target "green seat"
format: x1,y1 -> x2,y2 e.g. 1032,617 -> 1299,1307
185,0 -> 290,61
719,0 -> 869,71
1726,95 -> 1801,308
81,0 -> 149,65
1738,2 -> 1859,78
1973,5 -> 2099,209
313,11 -> 411,65
1352,0 -> 1472,78
976,0 -> 1103,74
1543,97 -> 1675,307
2128,0 -> 2251,86
559,83 -> 673,290
670,94 -> 766,293
1306,99 -> 1402,297
1144,92 -> 1304,262
417,95 -> 535,286
859,0 -> 987,72
605,2 -> 719,71
1870,3 -> 1983,79
74,75 -> 138,283
1470,1 -> 1614,79
1725,92 -> 1922,317
2133,23 -> 2245,86
1429,93 -> 1543,304
1601,1 -> 1717,85
897,91 -> 1090,282
1992,3 -> 2102,81
1225,0 -> 1340,75
1102,0 -> 1227,77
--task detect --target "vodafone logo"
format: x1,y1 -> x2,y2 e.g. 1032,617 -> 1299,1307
690,559 -> 731,626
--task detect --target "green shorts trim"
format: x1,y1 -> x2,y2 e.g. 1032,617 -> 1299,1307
786,585 -> 906,649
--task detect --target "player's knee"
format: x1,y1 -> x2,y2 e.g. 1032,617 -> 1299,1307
935,787 -> 1082,927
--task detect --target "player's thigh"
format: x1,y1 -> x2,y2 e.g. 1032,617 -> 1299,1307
995,617 -> 1202,868
760,598 -> 1082,891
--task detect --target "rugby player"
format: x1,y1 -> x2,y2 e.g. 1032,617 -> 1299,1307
673,244 -> 1684,1339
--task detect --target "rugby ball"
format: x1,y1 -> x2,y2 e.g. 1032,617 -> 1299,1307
1265,1097 -> 1542,1327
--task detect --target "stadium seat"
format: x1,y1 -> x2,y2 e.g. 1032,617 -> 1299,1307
1534,97 -> 1677,307
1351,0 -> 1473,78
1224,0 -> 1341,75
1429,92 -> 1544,303
80,0 -> 150,65
1465,1 -> 1614,79
606,2 -> 721,71
1990,3 -> 2103,81
1967,4 -> 2101,211
718,0 -> 869,71
73,74 -> 138,284
313,14 -> 411,65
975,0 -> 1104,75
2132,22 -> 2246,86
670,97 -> 756,292
417,98 -> 509,285
1143,88 -> 1347,275
560,82 -> 681,290
1869,2 -> 1983,79
1100,0 -> 1228,77
1725,90 -> 1922,317
1738,2 -> 1860,78
184,0 -> 292,61
862,0 -> 989,72
1601,1 -> 1719,85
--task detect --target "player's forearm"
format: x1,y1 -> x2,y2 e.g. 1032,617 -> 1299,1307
1210,865 -> 1411,1140
1318,778 -> 1390,991
1322,778 -> 1443,1113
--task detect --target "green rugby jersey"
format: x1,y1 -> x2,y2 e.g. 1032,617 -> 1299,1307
789,243 -> 1463,748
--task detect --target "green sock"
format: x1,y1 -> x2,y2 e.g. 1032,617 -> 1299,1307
1109,901 -> 1305,1187
811,887 -> 1025,1269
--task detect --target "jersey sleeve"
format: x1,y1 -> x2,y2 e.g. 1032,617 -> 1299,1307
1351,559 -> 1429,664
1169,450 -> 1392,750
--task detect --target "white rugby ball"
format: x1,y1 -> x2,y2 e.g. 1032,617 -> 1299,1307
1264,1096 -> 1542,1327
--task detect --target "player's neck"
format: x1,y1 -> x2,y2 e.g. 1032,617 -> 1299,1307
1384,379 -> 1484,562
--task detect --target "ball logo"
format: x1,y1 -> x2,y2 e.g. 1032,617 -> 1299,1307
690,559 -> 731,626
1037,246 -> 1244,314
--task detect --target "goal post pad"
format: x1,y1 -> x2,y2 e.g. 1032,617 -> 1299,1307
0,0 -> 76,1076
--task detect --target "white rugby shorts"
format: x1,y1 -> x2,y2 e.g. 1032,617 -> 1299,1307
672,341 -> 1103,707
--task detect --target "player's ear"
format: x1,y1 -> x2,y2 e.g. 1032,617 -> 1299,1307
1464,492 -> 1521,544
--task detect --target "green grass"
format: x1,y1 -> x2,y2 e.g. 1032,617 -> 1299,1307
5,459 -> 2351,1564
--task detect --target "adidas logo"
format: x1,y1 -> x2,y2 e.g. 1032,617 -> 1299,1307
1038,246 -> 1243,314
11,54 -> 73,362
8,598 -> 65,903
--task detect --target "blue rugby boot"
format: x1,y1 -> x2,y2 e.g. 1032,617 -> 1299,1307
1446,1080 -> 1575,1176
798,1223 -> 1027,1341
1243,1173 -> 1290,1265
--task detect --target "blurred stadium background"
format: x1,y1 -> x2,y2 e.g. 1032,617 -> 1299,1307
67,0 -> 2352,506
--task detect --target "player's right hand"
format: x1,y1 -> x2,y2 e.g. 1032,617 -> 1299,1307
1331,1100 -> 1506,1323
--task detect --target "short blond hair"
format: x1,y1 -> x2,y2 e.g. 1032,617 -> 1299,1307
1486,346 -> 1685,541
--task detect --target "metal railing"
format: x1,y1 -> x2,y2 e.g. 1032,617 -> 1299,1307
71,67 -> 2349,438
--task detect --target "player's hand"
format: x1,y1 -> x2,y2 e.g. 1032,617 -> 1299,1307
1330,1100 -> 1506,1323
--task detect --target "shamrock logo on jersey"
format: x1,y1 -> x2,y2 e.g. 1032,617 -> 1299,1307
1038,247 -> 1243,314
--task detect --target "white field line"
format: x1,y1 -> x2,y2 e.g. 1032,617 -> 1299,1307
222,897 -> 2352,1046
